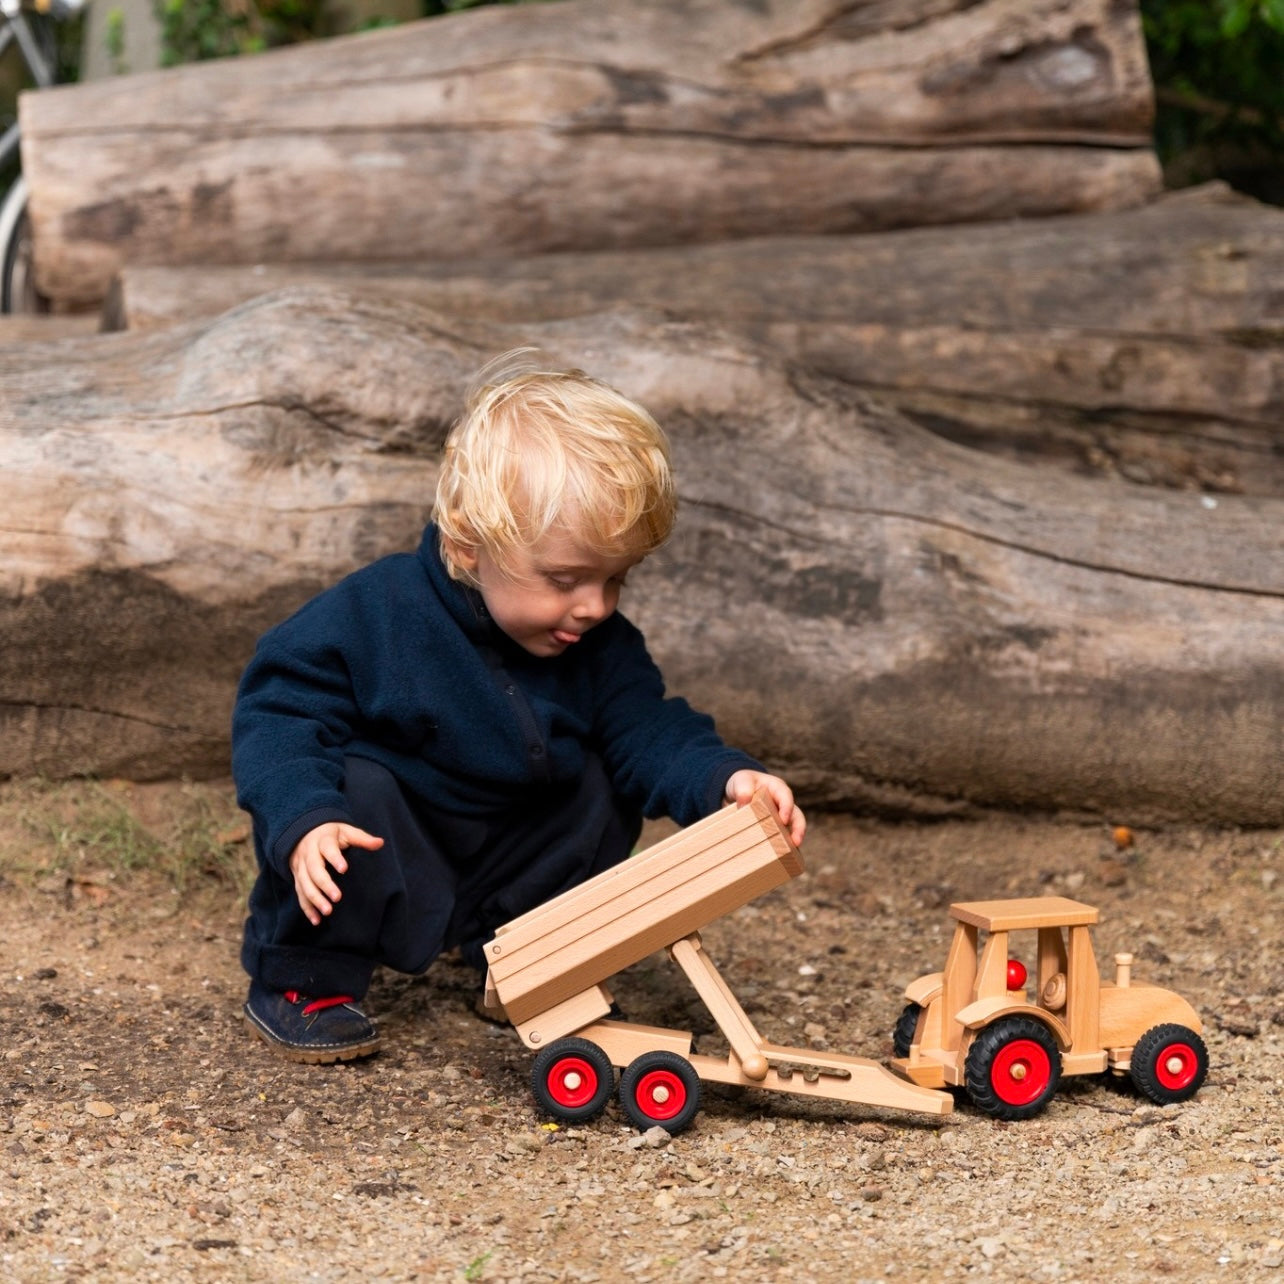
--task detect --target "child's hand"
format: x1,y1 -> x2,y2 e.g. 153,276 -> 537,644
288,822 -> 385,926
724,770 -> 806,848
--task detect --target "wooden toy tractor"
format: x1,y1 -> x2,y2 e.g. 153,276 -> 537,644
889,897 -> 1209,1119
482,792 -> 953,1133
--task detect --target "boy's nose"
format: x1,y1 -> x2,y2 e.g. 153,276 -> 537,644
572,586 -> 608,622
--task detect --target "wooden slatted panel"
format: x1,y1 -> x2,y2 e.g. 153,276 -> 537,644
488,794 -> 801,1025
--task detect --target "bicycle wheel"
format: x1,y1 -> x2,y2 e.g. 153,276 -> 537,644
1,177 -> 48,315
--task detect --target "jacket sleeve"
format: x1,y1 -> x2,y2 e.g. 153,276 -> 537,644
231,592 -> 365,877
587,616 -> 761,826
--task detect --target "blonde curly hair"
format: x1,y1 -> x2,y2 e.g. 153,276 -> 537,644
434,349 -> 677,583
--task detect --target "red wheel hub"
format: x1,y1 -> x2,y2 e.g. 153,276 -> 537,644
545,1056 -> 599,1109
990,1038 -> 1052,1106
1154,1041 -> 1200,1092
634,1068 -> 687,1121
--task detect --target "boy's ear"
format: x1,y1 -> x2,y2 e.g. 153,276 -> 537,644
441,530 -> 480,577
449,542 -> 480,573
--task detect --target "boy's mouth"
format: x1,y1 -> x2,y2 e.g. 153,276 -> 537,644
551,630 -> 581,645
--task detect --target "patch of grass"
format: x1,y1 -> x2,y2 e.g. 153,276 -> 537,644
40,783 -> 163,872
463,1251 -> 493,1281
0,777 -> 255,898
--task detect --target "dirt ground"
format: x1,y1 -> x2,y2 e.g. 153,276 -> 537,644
1,780 -> 1281,1283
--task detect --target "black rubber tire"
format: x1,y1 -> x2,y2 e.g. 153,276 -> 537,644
964,1016 -> 1062,1120
1,188 -> 30,314
530,1037 -> 614,1124
0,182 -> 48,316
892,1002 -> 922,1058
619,1050 -> 701,1134
1129,1023 -> 1209,1105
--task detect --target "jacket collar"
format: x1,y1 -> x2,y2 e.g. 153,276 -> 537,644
417,523 -> 495,644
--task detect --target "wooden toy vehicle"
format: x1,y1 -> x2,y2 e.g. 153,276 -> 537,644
482,792 -> 953,1133
890,897 -> 1208,1119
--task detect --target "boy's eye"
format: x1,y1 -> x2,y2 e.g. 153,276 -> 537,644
544,570 -> 630,591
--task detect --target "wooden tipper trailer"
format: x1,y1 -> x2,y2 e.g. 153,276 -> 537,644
483,792 -> 952,1132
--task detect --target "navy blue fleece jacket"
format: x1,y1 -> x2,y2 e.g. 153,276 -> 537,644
232,525 -> 759,877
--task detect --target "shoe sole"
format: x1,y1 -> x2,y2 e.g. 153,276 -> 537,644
243,1006 -> 381,1064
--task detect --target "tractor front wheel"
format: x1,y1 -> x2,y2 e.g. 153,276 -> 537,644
1129,1024 -> 1208,1105
964,1017 -> 1062,1120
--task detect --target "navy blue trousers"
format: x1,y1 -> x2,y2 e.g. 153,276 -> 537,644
241,755 -> 641,998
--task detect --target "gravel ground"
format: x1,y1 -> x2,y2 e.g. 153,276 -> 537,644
2,785 -> 1281,1283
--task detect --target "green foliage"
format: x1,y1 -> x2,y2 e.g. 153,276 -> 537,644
421,0 -> 543,12
153,0 -> 330,66
1219,0 -> 1284,37
51,8 -> 86,86
152,1 -> 552,66
105,7 -> 128,75
462,1252 -> 493,1282
154,0 -> 247,64
39,782 -> 164,874
1142,0 -> 1284,199
2,779 -> 255,897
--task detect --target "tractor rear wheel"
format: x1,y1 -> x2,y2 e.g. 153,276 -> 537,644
892,1003 -> 922,1058
964,1017 -> 1062,1120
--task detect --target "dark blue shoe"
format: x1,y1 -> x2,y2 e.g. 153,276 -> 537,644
244,981 -> 380,1064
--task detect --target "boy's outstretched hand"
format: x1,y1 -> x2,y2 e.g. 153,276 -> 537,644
288,822 -> 385,926
724,770 -> 806,848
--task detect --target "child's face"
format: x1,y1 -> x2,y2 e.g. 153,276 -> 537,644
449,527 -> 641,658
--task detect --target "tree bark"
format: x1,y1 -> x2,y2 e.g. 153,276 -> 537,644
21,0 -> 1159,309
3,287 -> 1280,824
105,185 -> 1284,496
0,316 -> 99,341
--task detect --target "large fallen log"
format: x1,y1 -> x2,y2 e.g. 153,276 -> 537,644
22,0 -> 1159,309
3,287 -> 1280,824
0,315 -> 98,342
104,187 -> 1284,497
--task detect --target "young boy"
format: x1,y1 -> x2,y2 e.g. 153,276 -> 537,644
233,350 -> 805,1063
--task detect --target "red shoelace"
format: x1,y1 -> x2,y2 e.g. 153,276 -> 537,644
283,990 -> 354,1015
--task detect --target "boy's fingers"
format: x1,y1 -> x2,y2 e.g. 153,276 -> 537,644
310,856 -> 343,903
338,824 -> 384,851
295,851 -> 338,907
295,882 -> 325,925
321,844 -> 349,877
767,781 -> 794,819
303,867 -> 333,909
762,784 -> 804,845
790,808 -> 806,846
724,774 -> 803,844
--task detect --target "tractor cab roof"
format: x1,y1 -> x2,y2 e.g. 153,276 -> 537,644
949,897 -> 1100,932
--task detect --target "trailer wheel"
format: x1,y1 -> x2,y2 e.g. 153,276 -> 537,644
1129,1024 -> 1208,1105
892,1003 -> 922,1058
964,1017 -> 1062,1120
620,1051 -> 701,1134
531,1037 -> 614,1123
